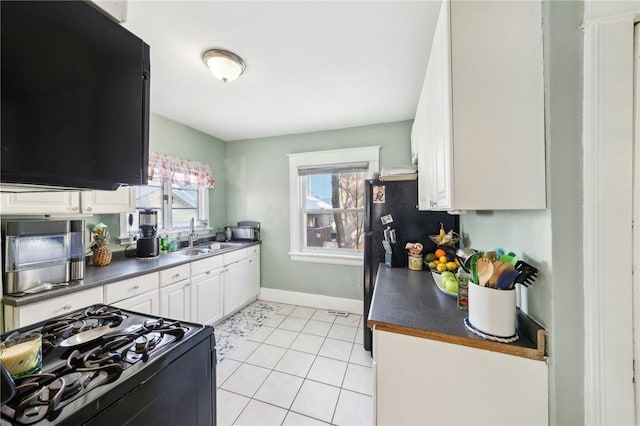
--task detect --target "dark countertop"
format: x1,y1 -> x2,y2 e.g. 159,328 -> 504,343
367,265 -> 547,361
2,241 -> 261,307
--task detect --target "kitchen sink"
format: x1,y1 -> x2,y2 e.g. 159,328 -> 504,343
174,248 -> 213,257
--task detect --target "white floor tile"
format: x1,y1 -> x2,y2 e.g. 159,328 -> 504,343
263,328 -> 299,348
333,314 -> 362,328
307,356 -> 348,387
327,324 -> 358,342
227,340 -> 260,362
277,304 -> 297,315
274,349 -> 316,377
233,399 -> 288,426
318,338 -> 353,362
342,363 -> 373,396
254,370 -> 304,409
282,411 -> 330,426
216,389 -> 249,426
247,325 -> 275,343
310,310 -> 336,323
220,363 -> 270,397
290,380 -> 340,423
244,343 -> 287,369
216,358 -> 242,387
290,333 -> 325,354
349,344 -> 373,367
290,306 -> 316,319
279,316 -> 309,332
302,320 -> 332,337
333,389 -> 374,426
263,313 -> 287,328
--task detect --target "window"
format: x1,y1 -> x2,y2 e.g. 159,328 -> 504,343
124,178 -> 209,237
120,153 -> 214,242
289,146 -> 380,266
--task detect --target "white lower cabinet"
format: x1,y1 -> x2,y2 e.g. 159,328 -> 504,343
104,272 -> 159,316
223,258 -> 252,316
159,279 -> 191,322
248,246 -> 261,299
112,290 -> 159,316
3,287 -> 103,330
373,328 -> 548,425
190,268 -> 224,325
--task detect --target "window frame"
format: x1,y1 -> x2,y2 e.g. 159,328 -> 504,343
288,146 -> 380,266
119,177 -> 210,244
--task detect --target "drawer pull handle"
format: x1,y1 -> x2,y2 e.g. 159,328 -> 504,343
132,285 -> 139,290
205,271 -> 211,275
62,304 -> 72,310
172,273 -> 180,279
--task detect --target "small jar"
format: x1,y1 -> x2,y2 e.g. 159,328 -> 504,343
408,254 -> 423,270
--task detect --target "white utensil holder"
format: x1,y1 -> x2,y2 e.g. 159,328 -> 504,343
468,281 -> 516,337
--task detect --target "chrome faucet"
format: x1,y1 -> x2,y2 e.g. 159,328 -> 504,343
188,217 -> 196,247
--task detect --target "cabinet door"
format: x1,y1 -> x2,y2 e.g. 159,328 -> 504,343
112,290 -> 159,316
160,279 -> 191,322
191,268 -> 223,325
4,287 -> 103,331
374,328 -> 548,425
80,187 -> 134,214
416,0 -> 453,210
223,258 -> 252,316
0,191 -> 81,214
248,253 -> 260,300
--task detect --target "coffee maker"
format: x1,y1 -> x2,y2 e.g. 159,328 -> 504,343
136,210 -> 159,258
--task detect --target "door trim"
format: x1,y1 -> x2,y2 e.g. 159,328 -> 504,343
583,12 -> 637,425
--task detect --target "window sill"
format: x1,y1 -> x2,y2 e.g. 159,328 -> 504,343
289,251 -> 363,267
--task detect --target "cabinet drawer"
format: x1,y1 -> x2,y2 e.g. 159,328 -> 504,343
223,248 -> 248,265
191,255 -> 224,277
248,245 -> 260,256
104,273 -> 158,304
9,287 -> 103,329
159,264 -> 190,287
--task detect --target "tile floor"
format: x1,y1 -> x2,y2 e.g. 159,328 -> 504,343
216,301 -> 373,426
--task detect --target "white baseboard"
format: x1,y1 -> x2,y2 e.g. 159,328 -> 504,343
258,287 -> 363,316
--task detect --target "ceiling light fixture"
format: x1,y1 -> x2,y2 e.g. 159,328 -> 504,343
202,49 -> 246,83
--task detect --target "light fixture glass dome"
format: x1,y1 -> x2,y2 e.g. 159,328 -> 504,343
202,49 -> 246,83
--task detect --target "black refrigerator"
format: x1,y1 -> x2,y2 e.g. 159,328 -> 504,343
363,178 -> 459,353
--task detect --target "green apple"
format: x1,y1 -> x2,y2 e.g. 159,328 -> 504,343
441,271 -> 455,279
444,277 -> 459,293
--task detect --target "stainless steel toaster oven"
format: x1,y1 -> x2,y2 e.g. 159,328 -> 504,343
230,221 -> 260,241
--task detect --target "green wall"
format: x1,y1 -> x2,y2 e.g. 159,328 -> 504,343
226,121 -> 413,300
93,113 -> 227,249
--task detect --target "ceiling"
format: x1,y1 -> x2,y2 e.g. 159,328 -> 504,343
122,1 -> 442,142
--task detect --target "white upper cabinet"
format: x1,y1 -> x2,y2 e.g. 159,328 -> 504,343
0,187 -> 134,215
80,187 -> 135,214
0,191 -> 82,214
413,0 -> 546,211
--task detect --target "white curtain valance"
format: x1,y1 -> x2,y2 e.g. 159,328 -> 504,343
148,152 -> 215,188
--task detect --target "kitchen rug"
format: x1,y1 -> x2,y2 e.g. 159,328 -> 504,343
214,300 -> 282,362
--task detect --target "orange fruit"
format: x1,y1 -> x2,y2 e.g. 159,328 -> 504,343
434,248 -> 446,259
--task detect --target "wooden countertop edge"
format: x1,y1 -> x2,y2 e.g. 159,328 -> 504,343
368,319 -> 547,362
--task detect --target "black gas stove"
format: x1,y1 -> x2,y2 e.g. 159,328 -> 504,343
0,305 -> 216,426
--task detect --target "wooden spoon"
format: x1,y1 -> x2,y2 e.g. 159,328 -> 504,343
476,258 -> 494,287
